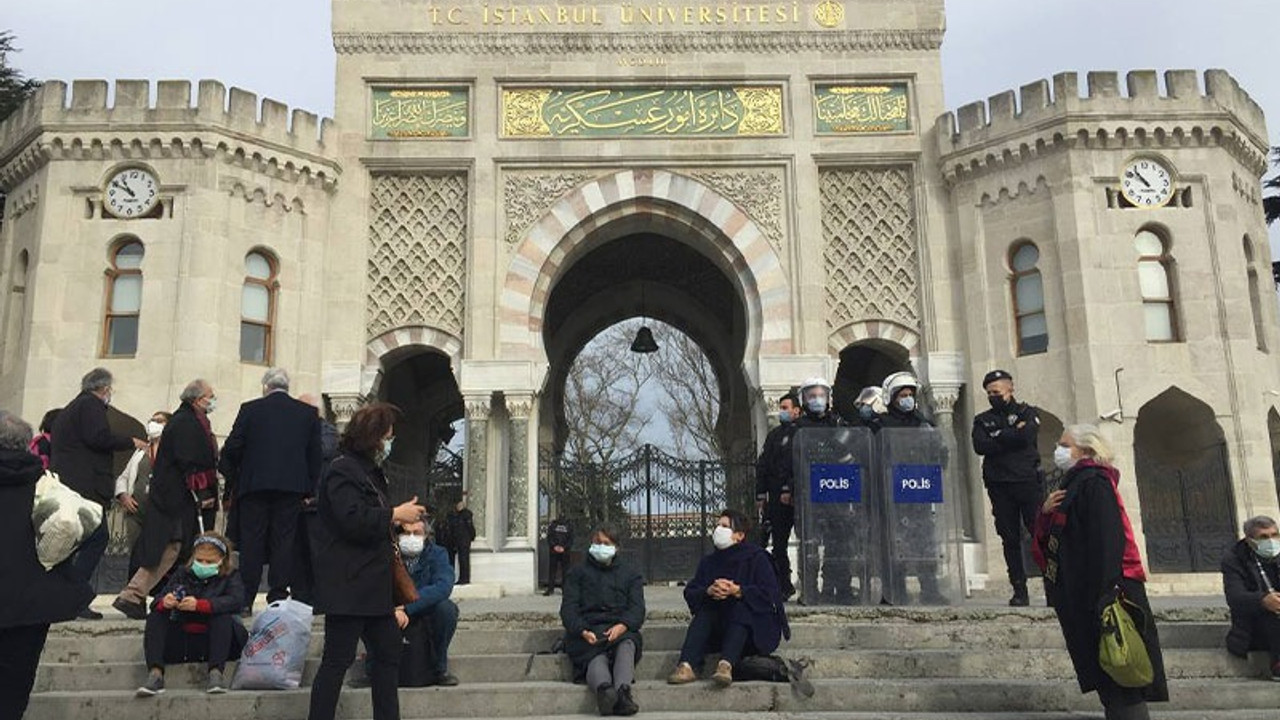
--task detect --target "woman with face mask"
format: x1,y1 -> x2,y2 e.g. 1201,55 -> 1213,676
559,523 -> 645,716
135,532 -> 248,697
1222,515 -> 1280,680
668,509 -> 789,688
1032,425 -> 1167,720
117,411 -> 172,574
309,403 -> 426,720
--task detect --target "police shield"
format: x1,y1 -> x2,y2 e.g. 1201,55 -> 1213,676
877,427 -> 964,606
792,426 -> 876,606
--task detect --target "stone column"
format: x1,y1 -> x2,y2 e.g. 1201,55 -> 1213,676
326,392 -> 365,431
504,392 -> 536,547
464,394 -> 492,546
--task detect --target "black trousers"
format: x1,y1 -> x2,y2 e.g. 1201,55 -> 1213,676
308,614 -> 401,720
767,502 -> 795,594
547,550 -> 570,589
0,623 -> 49,720
237,490 -> 304,608
143,612 -> 246,669
448,543 -> 472,585
678,603 -> 758,668
1249,611 -> 1280,662
986,482 -> 1043,584
292,510 -> 317,606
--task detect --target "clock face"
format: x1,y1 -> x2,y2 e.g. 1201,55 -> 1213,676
1120,159 -> 1174,208
104,168 -> 159,218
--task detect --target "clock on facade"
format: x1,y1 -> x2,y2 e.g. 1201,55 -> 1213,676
1120,158 -> 1174,208
104,168 -> 160,218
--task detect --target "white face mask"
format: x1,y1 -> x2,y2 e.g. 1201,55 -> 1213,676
712,525 -> 736,550
146,421 -> 165,440
203,397 -> 217,414
805,396 -> 827,414
1251,537 -> 1280,560
398,534 -> 425,557
1053,445 -> 1076,472
589,543 -> 617,564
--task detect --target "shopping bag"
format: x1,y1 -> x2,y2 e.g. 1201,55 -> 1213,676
231,599 -> 314,690
31,471 -> 103,570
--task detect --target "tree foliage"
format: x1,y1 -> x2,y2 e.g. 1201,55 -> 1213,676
650,325 -> 722,459
0,31 -> 39,124
561,321 -> 656,466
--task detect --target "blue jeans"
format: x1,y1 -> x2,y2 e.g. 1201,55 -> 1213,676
71,517 -> 109,597
420,600 -> 458,674
678,602 -> 757,669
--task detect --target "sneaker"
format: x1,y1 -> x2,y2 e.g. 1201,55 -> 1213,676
595,683 -> 618,716
666,661 -> 696,685
112,596 -> 148,620
77,608 -> 104,620
711,659 -> 733,687
136,672 -> 165,697
207,668 -> 227,694
614,685 -> 639,716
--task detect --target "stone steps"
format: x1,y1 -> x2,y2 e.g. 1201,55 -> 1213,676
31,647 -> 1272,693
23,678 -> 1280,719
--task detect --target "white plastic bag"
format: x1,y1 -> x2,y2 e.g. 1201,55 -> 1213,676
231,599 -> 314,690
31,471 -> 103,570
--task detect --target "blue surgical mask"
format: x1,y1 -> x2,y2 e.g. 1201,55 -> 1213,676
589,543 -> 617,564
896,396 -> 916,413
858,405 -> 876,420
191,561 -> 220,580
777,410 -> 794,424
1252,537 -> 1280,560
806,397 -> 827,414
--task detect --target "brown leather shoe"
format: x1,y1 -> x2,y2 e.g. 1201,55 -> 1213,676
666,662 -> 696,684
711,659 -> 733,687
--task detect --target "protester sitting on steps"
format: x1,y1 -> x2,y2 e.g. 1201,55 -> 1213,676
393,519 -> 459,687
1222,515 -> 1280,681
135,532 -> 248,697
668,509 -> 789,688
560,522 -> 645,716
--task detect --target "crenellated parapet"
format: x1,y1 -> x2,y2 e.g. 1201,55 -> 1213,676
935,69 -> 1270,185
0,79 -> 340,192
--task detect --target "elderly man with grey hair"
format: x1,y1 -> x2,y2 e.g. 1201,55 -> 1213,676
219,368 -> 323,613
0,409 -> 95,716
50,367 -> 148,618
1222,514 -> 1280,680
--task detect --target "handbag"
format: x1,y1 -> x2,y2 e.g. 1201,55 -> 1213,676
358,460 -> 419,606
31,470 -> 104,569
1098,589 -> 1154,687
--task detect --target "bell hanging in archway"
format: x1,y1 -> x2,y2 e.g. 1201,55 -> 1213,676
630,325 -> 659,354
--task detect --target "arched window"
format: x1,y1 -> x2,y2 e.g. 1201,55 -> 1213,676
1245,236 -> 1267,352
240,250 -> 276,364
1010,241 -> 1048,355
1134,229 -> 1178,342
103,240 -> 144,357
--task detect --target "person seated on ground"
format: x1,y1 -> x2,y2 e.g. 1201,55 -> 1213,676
136,532 -> 248,697
560,523 -> 645,716
668,509 -> 789,688
393,519 -> 460,687
1223,515 -> 1280,680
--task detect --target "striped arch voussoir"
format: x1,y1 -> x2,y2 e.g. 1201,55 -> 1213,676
829,320 -> 921,358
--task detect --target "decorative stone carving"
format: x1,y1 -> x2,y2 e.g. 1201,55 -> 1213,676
367,173 -> 468,339
326,392 -> 366,428
332,30 -> 946,56
505,393 -> 534,539
689,169 -> 784,254
503,172 -> 594,245
820,167 -> 920,332
464,395 -> 491,539
928,383 -> 962,415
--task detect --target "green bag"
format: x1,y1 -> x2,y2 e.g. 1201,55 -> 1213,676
1098,592 -> 1153,688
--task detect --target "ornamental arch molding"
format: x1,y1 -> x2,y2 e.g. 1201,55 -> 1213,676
828,320 -> 921,359
362,325 -> 463,396
500,169 -> 793,364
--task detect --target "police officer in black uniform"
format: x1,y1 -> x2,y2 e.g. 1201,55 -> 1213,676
970,369 -> 1043,606
544,515 -> 573,595
755,392 -> 800,599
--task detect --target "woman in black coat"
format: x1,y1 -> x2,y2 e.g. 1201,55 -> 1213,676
667,509 -> 789,688
1035,425 -> 1167,720
560,523 -> 645,716
0,410 -> 95,718
308,403 -> 425,720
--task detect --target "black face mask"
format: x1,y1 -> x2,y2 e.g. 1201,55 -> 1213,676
988,395 -> 1009,411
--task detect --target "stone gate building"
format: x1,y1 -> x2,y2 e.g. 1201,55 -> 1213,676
0,0 -> 1275,593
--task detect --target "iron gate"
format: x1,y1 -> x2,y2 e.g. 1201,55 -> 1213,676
1136,443 -> 1237,573
538,445 -> 756,583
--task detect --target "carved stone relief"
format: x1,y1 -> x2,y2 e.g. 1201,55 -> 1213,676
688,168 -> 785,255
502,172 -> 595,245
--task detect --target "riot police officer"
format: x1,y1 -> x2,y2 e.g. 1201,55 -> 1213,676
970,369 -> 1043,606
792,377 -> 858,604
754,392 -> 800,599
880,372 -> 933,429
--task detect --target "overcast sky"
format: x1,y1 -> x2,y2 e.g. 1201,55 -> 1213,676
4,0 -> 1277,242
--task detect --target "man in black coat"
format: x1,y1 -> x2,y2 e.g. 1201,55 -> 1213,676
755,392 -> 800,599
1222,515 -> 1280,680
50,367 -> 146,617
218,368 -> 322,612
443,493 -> 477,584
971,369 -> 1044,606
292,394 -> 339,607
545,516 -> 574,595
0,409 -> 96,717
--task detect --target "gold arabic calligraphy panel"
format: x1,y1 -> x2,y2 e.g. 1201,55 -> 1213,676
371,87 -> 470,139
501,86 -> 785,138
814,83 -> 911,134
